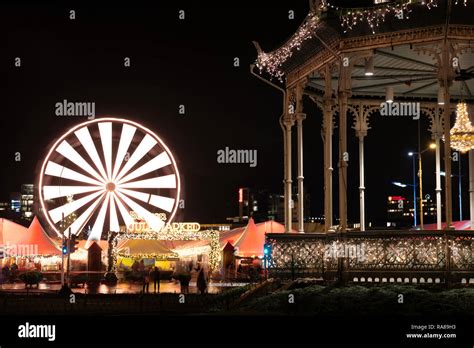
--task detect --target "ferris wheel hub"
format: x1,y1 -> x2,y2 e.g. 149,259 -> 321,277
105,182 -> 116,192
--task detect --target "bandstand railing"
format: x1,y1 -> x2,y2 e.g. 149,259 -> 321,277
266,230 -> 474,285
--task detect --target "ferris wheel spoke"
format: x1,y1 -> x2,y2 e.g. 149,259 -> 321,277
109,193 -> 120,232
88,193 -> 110,242
118,187 -> 175,213
117,151 -> 172,185
56,140 -> 106,184
112,124 -> 136,181
118,174 -> 177,189
43,185 -> 102,200
117,188 -> 149,203
115,191 -> 165,232
45,161 -> 104,186
49,190 -> 105,224
74,126 -> 109,182
67,192 -> 106,236
112,193 -> 134,229
98,122 -> 113,181
149,194 -> 175,213
115,134 -> 158,183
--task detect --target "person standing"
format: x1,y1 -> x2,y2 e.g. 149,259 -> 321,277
138,260 -> 145,274
197,268 -> 207,295
151,266 -> 161,293
142,268 -> 150,293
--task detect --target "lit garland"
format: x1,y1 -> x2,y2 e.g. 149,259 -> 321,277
110,229 -> 221,273
255,11 -> 320,81
323,0 -> 469,34
255,0 -> 444,79
448,102 -> 474,153
117,252 -> 179,260
322,0 -> 438,34
341,2 -> 414,34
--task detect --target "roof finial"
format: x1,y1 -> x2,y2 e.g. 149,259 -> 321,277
310,0 -> 322,12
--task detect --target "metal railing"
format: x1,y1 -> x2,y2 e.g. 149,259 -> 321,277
266,230 -> 474,284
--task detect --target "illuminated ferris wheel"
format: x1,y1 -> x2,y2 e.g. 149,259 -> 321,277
39,117 -> 181,241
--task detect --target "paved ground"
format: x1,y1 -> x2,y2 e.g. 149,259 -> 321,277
0,280 -> 248,294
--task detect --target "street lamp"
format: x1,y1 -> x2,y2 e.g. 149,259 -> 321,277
407,152 -> 418,227
408,143 -> 436,230
441,154 -> 463,221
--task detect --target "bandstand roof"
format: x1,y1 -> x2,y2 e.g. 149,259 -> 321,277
256,0 -> 474,101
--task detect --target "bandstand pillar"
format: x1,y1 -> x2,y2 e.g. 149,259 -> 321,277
353,104 -> 370,232
428,106 -> 444,230
322,66 -> 334,231
469,106 -> 474,230
469,150 -> 474,230
442,85 -> 453,229
337,64 -> 350,231
438,40 -> 454,229
435,135 -> 443,229
284,90 -> 295,232
295,81 -> 307,233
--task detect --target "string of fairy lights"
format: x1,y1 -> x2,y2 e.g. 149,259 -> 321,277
256,12 -> 320,81
256,0 -> 469,80
111,229 -> 221,272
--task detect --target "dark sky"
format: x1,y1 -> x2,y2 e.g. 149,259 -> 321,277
2,1 -> 468,225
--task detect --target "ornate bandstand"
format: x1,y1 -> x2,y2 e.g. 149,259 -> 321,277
252,0 -> 474,283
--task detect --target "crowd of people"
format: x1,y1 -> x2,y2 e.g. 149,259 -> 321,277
2,257 -> 212,294
129,259 -> 208,295
1,263 -> 19,283
130,260 -> 161,293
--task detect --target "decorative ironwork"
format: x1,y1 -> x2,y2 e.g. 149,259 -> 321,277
266,231 -> 474,283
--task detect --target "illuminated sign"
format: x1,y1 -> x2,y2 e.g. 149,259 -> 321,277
163,222 -> 201,233
388,196 -> 405,201
239,188 -> 243,203
125,211 -> 200,234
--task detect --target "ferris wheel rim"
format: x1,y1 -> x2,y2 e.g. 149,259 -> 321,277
38,117 -> 181,238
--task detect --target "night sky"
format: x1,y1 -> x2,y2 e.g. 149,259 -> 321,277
2,1 -> 467,225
